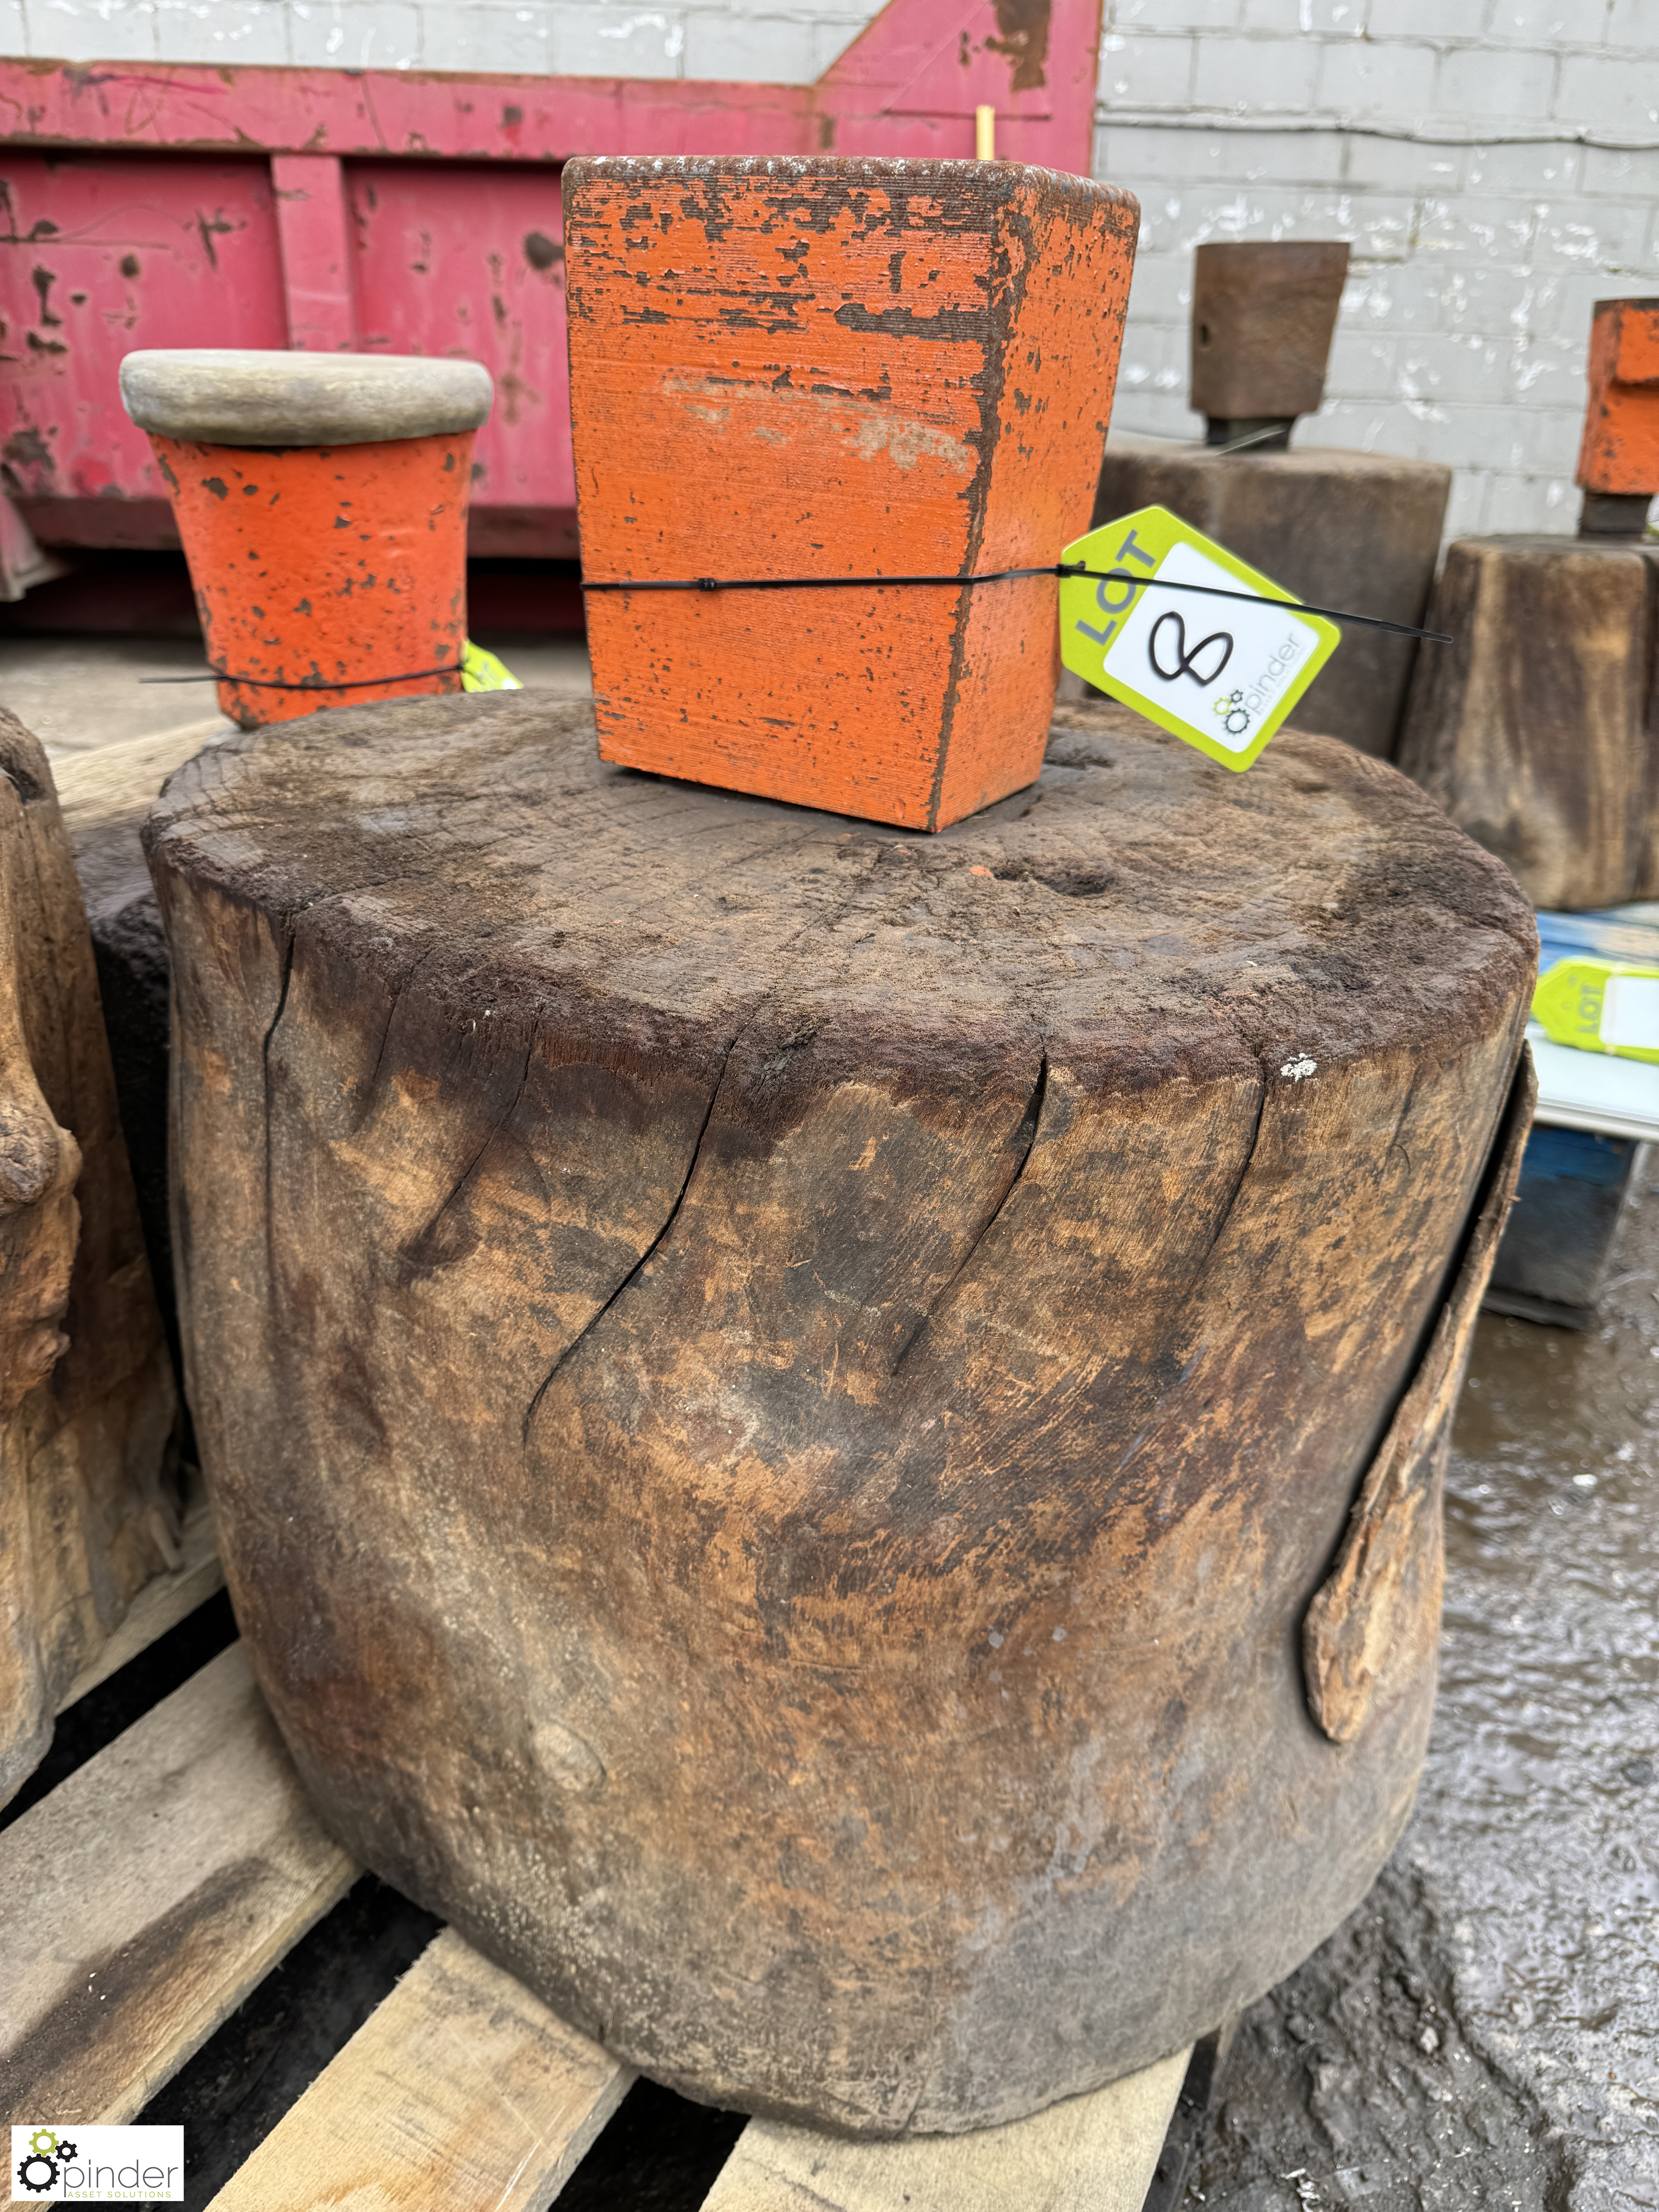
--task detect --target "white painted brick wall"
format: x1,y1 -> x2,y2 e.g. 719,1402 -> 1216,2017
1099,0 -> 1659,536
8,0 -> 884,82
5,0 -> 1657,534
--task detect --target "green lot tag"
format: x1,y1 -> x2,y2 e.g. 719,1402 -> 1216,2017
461,639 -> 523,692
1059,505 -> 1341,771
1533,957 -> 1659,1064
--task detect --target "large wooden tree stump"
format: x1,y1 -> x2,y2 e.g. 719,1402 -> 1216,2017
0,710 -> 178,1804
146,694 -> 1534,2136
1395,534 -> 1659,911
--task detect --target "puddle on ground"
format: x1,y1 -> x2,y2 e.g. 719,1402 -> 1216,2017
1196,1180 -> 1659,2210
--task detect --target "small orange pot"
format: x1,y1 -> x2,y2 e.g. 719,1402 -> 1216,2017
564,156 -> 1140,834
151,432 -> 472,727
120,350 -> 493,728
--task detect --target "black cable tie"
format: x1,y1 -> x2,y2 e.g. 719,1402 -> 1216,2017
140,661 -> 463,689
582,564 -> 1451,644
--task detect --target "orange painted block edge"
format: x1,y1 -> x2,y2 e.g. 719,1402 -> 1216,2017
1575,297 -> 1659,497
565,155 -> 1139,832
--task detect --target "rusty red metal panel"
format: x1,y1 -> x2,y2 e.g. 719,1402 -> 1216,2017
348,163 -> 575,556
0,61 -> 818,163
1,154 -> 287,548
825,0 -> 1094,160
0,0 -> 1104,561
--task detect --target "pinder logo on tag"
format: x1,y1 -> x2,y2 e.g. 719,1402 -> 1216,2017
1058,505 -> 1342,771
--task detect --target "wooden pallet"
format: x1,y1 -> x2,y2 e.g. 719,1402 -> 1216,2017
0,1575 -> 1200,2210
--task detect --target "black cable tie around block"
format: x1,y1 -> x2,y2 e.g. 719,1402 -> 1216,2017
580,565 -> 1452,644
141,662 -> 464,689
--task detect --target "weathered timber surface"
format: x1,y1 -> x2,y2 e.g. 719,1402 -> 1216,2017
0,1642 -> 357,2124
703,2046 -> 1190,2212
0,709 -> 177,1807
1395,534 -> 1659,911
207,1927 -> 632,2212
1303,1044 -> 1534,1743
54,721 -> 227,1386
146,692 -> 1536,2136
1094,436 -> 1450,761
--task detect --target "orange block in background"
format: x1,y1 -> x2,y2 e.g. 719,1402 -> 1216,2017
564,155 -> 1139,832
150,432 -> 473,728
1576,297 -> 1659,497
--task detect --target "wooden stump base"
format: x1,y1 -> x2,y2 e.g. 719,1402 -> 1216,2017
147,695 -> 1532,2135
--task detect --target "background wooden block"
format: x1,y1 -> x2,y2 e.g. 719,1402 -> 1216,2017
1576,297 -> 1659,498
53,722 -> 224,1391
1395,534 -> 1659,912
1189,242 -> 1349,428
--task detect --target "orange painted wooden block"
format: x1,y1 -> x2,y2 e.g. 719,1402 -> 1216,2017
1576,297 -> 1659,497
565,156 -> 1139,832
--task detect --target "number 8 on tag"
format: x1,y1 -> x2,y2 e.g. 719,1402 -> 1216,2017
1058,504 -> 1341,771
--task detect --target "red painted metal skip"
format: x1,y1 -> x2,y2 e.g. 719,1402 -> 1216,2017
0,0 -> 1105,563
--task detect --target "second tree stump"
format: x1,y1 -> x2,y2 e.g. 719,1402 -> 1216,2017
1396,533 -> 1659,910
147,696 -> 1533,2135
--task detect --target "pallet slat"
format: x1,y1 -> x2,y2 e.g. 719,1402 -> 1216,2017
206,1926 -> 633,2211
699,2046 -> 1192,2212
0,1642 -> 356,2124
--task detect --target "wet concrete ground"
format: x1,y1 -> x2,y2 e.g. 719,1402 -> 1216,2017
0,630 -> 591,758
1197,1183 -> 1659,2210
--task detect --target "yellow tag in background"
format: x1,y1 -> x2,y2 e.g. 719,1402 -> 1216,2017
1533,958 -> 1659,1065
461,640 -> 523,692
1059,505 -> 1341,771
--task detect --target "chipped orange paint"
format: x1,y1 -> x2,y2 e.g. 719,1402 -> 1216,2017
564,156 -> 1139,832
149,431 -> 473,728
1575,297 -> 1659,497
